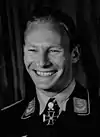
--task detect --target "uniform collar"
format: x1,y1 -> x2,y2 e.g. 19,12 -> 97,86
36,79 -> 76,115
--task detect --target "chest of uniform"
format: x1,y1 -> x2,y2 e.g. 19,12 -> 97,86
20,95 -> 90,136
21,114 -> 90,137
22,108 -> 90,135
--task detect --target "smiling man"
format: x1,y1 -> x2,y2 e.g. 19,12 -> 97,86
24,17 -> 73,96
0,6 -> 98,137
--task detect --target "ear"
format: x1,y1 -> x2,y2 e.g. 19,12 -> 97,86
71,44 -> 80,63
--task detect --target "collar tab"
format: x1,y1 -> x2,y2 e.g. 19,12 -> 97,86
21,98 -> 35,119
73,90 -> 90,116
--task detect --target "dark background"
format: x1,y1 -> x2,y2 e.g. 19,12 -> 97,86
0,0 -> 100,108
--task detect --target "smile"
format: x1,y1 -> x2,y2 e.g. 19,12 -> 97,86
34,70 -> 57,77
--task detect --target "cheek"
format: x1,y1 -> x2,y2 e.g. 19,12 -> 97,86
24,52 -> 37,64
24,54 -> 34,70
24,54 -> 31,65
50,55 -> 65,69
24,53 -> 40,70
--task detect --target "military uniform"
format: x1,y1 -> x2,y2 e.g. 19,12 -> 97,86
0,81 -> 98,137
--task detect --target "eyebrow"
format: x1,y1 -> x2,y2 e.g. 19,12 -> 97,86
27,44 -> 62,48
28,45 -> 37,48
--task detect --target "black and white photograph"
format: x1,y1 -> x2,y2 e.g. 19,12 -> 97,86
0,0 -> 100,136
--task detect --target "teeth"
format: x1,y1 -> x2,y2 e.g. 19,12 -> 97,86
36,71 -> 54,76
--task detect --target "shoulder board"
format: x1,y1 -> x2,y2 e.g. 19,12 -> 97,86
1,99 -> 24,111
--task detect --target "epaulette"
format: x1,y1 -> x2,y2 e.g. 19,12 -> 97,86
1,99 -> 24,111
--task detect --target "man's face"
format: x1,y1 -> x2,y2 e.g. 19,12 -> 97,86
24,22 -> 73,92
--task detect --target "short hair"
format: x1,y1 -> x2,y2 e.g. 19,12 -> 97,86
24,6 -> 78,52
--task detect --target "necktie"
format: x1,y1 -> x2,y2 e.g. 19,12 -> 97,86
42,98 -> 60,126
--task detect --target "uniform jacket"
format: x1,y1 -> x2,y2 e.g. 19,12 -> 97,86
0,81 -> 98,137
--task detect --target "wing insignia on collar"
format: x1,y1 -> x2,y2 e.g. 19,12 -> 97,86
21,98 -> 35,119
73,90 -> 90,115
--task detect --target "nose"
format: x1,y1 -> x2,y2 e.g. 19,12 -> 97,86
36,52 -> 52,68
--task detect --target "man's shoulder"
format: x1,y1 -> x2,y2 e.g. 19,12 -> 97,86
1,99 -> 24,110
0,96 -> 37,120
0,99 -> 27,117
0,99 -> 29,136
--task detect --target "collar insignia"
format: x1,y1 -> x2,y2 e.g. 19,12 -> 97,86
73,97 -> 90,115
21,98 -> 35,119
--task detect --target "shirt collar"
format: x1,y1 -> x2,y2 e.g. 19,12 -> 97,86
36,79 -> 76,115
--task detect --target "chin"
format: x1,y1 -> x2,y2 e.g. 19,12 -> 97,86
35,68 -> 64,90
36,83 -> 52,90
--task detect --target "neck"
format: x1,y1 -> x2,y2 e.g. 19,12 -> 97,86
59,77 -> 73,93
36,87 -> 57,97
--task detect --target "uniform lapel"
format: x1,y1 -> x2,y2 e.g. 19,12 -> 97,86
21,92 -> 40,120
54,81 -> 90,129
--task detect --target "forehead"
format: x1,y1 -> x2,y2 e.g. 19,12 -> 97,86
25,22 -> 70,48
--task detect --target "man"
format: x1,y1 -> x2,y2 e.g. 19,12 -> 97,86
0,6 -> 98,137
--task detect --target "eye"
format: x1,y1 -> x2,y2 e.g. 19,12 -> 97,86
49,49 -> 60,53
49,48 -> 63,54
28,49 -> 38,52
